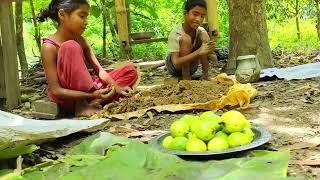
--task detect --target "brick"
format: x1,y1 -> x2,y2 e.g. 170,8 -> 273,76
32,100 -> 60,119
33,100 -> 59,114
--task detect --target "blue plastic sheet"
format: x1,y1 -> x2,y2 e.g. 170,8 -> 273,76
261,62 -> 320,80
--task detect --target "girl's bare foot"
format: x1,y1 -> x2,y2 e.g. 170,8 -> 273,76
89,99 -> 104,108
75,100 -> 102,117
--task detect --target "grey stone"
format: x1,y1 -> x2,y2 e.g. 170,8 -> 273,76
32,112 -> 58,120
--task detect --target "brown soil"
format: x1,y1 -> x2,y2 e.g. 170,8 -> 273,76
105,80 -> 231,114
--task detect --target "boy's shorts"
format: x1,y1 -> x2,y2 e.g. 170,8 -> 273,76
165,54 -> 200,77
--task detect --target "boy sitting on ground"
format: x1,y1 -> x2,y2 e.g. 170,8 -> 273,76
166,0 -> 216,80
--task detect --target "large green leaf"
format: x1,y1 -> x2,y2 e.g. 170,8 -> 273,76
0,139 -> 11,151
21,132 -> 293,180
67,132 -> 131,156
62,142 -> 291,180
0,145 -> 39,159
0,169 -> 13,177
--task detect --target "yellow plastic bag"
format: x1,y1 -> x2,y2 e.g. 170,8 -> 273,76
213,73 -> 236,85
220,83 -> 257,108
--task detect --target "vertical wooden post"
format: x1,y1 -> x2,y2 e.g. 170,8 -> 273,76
115,0 -> 131,59
0,1 -> 21,109
125,0 -> 131,34
0,31 -> 5,100
205,0 -> 219,39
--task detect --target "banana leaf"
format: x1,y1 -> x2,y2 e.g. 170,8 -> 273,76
20,132 -> 296,180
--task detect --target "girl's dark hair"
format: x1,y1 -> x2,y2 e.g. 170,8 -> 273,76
184,0 -> 207,12
38,0 -> 89,23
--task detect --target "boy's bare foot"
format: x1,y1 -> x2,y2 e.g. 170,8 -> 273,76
75,100 -> 102,117
201,76 -> 209,81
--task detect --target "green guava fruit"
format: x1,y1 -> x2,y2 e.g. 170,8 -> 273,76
214,131 -> 229,139
186,139 -> 207,152
170,120 -> 189,137
180,115 -> 200,129
221,110 -> 248,133
169,137 -> 188,151
200,111 -> 222,131
207,137 -> 229,151
187,132 -> 198,140
162,136 -> 173,149
193,121 -> 216,141
200,111 -> 222,122
227,132 -> 251,148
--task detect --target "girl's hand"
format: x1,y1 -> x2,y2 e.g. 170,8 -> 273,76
98,70 -> 133,97
199,40 -> 215,56
114,85 -> 133,97
98,70 -> 111,83
93,87 -> 115,100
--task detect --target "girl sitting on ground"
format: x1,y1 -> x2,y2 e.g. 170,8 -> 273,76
38,0 -> 139,117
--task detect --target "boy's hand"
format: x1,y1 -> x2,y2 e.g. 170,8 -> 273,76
199,40 -> 215,56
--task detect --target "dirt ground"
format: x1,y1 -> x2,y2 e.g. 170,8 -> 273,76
104,52 -> 320,179
103,79 -> 320,179
4,51 -> 320,179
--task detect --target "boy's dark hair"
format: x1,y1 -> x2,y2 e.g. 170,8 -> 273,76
184,0 -> 207,12
38,0 -> 89,23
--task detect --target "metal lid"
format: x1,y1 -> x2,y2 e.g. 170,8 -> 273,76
237,55 -> 256,60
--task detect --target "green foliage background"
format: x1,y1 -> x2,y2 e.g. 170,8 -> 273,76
21,0 -> 320,66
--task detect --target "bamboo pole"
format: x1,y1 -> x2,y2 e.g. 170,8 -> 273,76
205,0 -> 219,39
115,0 -> 131,59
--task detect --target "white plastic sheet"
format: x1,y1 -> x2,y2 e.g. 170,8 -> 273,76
0,111 -> 109,150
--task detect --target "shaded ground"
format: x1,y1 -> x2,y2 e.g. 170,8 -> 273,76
4,51 -> 320,179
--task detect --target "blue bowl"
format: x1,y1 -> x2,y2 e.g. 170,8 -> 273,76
150,126 -> 272,156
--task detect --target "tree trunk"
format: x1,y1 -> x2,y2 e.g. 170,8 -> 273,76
29,0 -> 41,53
15,0 -> 28,79
316,0 -> 320,40
101,1 -> 107,60
295,0 -> 301,40
225,0 -> 273,74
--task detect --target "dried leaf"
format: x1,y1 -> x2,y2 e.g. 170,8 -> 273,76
146,111 -> 154,120
107,126 -> 164,139
108,126 -> 140,137
126,131 -> 144,137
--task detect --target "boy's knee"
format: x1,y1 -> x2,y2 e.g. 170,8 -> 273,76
60,40 -> 82,52
180,34 -> 192,45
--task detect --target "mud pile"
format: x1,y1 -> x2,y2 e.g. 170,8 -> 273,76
105,80 -> 232,114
